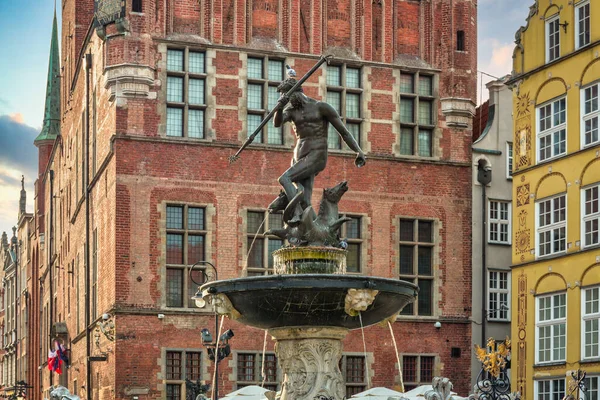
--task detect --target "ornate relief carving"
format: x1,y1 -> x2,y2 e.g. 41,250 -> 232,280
424,377 -> 454,400
516,184 -> 530,207
517,272 -> 527,397
515,230 -> 531,255
274,332 -> 346,400
344,289 -> 378,317
210,294 -> 241,319
515,92 -> 532,170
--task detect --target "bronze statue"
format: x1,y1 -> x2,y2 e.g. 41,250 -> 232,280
269,77 -> 366,220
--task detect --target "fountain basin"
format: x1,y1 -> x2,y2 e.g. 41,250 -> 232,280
200,274 -> 418,330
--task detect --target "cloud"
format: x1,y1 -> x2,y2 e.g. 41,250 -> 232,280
0,115 -> 39,235
477,41 -> 515,104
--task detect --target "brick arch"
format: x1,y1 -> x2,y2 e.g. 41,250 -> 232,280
581,263 -> 600,286
579,157 -> 600,186
580,57 -> 600,87
534,77 -> 568,105
534,272 -> 567,294
534,172 -> 567,199
542,4 -> 560,19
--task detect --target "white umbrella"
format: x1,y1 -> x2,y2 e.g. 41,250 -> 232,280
220,385 -> 274,400
351,387 -> 405,399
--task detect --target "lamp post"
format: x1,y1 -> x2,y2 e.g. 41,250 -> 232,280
189,261 -> 233,400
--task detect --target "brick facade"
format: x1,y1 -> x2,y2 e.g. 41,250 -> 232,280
30,0 -> 477,398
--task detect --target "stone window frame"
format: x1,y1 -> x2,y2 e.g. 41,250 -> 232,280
246,55 -> 286,146
339,352 -> 371,398
582,285 -> 600,360
339,214 -> 365,274
545,14 -> 560,63
536,96 -> 566,162
535,193 -> 567,258
161,348 -> 208,400
534,378 -> 565,400
398,71 -> 437,158
488,200 -> 511,245
165,47 -> 208,139
160,201 -> 215,310
397,217 -> 438,318
324,63 -> 363,151
487,270 -> 510,322
535,292 -> 567,364
401,353 -> 437,390
575,0 -> 591,50
580,80 -> 599,148
244,210 -> 284,276
231,351 -> 280,391
581,183 -> 600,248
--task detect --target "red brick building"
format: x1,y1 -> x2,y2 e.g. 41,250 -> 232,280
30,0 -> 477,399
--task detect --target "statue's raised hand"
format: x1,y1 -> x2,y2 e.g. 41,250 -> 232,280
355,152 -> 366,168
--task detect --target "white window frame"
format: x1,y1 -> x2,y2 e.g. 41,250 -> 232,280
535,293 -> 567,364
488,200 -> 511,245
575,0 -> 591,50
582,286 -> 600,360
546,15 -> 560,63
536,96 -> 567,162
580,81 -> 600,148
534,378 -> 565,400
506,142 -> 513,179
535,194 -> 566,258
488,270 -> 511,321
581,184 -> 600,248
582,375 -> 599,400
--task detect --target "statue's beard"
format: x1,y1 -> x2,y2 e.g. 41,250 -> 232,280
290,93 -> 304,109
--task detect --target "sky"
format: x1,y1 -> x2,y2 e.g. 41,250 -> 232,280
0,0 -> 531,239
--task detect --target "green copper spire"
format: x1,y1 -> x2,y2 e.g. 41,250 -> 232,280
35,8 -> 61,143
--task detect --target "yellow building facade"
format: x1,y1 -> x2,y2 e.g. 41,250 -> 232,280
509,0 -> 600,398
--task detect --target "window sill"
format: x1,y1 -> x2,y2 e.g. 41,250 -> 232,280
488,241 -> 512,247
535,251 -> 567,262
534,361 -> 566,368
580,357 -> 600,364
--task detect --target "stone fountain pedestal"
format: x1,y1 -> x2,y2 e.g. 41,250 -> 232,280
203,245 -> 417,400
270,327 -> 349,400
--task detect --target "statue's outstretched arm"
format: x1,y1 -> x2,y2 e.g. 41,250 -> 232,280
320,102 -> 366,166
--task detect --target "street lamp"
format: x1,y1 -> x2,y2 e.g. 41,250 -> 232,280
188,261 -> 233,400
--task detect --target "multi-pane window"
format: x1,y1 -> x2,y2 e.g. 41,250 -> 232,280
507,142 -> 513,178
488,271 -> 510,321
576,1 -> 591,49
166,205 -> 208,308
247,57 -> 284,145
582,82 -> 599,146
583,185 -> 600,248
166,49 -> 207,138
340,215 -> 363,273
536,195 -> 566,257
399,219 -> 435,316
536,379 -> 565,400
340,355 -> 367,397
584,376 -> 599,400
583,286 -> 600,359
326,65 -> 362,150
537,97 -> 566,161
489,200 -> 511,244
236,353 -> 278,391
400,73 -> 435,157
546,16 -> 560,63
165,350 -> 203,400
246,211 -> 284,276
536,293 -> 566,364
402,355 -> 435,391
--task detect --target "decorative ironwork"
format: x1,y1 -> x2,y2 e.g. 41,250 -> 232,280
563,369 -> 587,400
471,338 -> 515,400
475,338 -> 511,378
